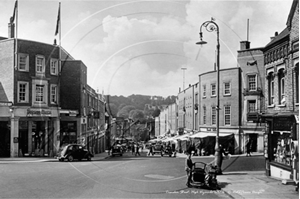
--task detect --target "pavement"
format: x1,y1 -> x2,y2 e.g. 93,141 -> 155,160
0,152 -> 298,199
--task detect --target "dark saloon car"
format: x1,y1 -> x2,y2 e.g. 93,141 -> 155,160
57,144 -> 93,162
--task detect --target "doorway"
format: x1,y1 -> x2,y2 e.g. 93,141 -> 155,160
0,121 -> 10,157
32,121 -> 45,156
248,133 -> 258,152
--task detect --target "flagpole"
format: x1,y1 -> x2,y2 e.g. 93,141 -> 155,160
15,0 -> 18,70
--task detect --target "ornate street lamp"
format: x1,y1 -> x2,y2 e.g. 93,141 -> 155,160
196,18 -> 222,174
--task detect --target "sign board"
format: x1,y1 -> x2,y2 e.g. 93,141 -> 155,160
13,137 -> 18,143
0,101 -> 13,107
27,108 -> 51,117
273,117 -> 293,131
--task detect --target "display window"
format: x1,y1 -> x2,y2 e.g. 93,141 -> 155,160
272,131 -> 292,166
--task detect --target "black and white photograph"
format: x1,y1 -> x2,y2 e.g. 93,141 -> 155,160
0,0 -> 299,198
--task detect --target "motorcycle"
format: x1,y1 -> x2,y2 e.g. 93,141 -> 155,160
189,161 -> 220,190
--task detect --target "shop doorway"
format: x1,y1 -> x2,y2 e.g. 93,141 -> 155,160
32,121 -> 45,156
0,121 -> 10,157
19,121 -> 28,155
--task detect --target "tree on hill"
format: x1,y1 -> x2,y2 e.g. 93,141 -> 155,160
117,105 -> 136,118
129,109 -> 145,121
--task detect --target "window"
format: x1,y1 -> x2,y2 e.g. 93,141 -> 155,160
296,64 -> 299,104
268,73 -> 274,106
211,106 -> 216,125
50,84 -> 58,104
248,75 -> 256,91
211,83 -> 216,96
278,69 -> 285,105
17,81 -> 29,103
32,79 -> 48,106
36,55 -> 45,76
223,82 -> 231,95
203,106 -> 206,124
50,59 -> 58,75
224,105 -> 231,125
248,100 -> 256,112
203,85 -> 206,98
18,54 -> 29,71
36,85 -> 44,102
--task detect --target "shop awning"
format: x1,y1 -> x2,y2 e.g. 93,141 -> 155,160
176,134 -> 191,141
189,132 -> 232,138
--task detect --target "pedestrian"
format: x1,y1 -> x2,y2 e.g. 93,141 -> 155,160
246,139 -> 252,157
135,142 -> 140,156
131,142 -> 135,155
185,150 -> 193,187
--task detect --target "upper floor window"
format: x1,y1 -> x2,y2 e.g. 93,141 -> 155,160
296,64 -> 299,104
211,106 -> 216,125
211,83 -> 216,97
278,69 -> 285,105
50,59 -> 58,75
268,73 -> 275,106
248,74 -> 257,91
224,105 -> 231,125
203,85 -> 206,98
18,53 -> 29,71
223,82 -> 231,96
32,79 -> 48,106
248,100 -> 256,112
50,84 -> 58,104
36,55 -> 45,76
17,81 -> 29,103
203,106 -> 206,125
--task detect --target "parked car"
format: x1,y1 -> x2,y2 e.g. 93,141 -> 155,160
57,144 -> 93,162
151,143 -> 164,156
111,144 -> 123,157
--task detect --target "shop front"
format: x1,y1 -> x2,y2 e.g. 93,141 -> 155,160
10,107 -> 60,157
263,114 -> 298,180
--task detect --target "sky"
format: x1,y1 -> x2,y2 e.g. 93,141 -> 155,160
0,0 -> 294,97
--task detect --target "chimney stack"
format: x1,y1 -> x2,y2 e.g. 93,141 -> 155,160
8,22 -> 15,38
240,41 -> 250,50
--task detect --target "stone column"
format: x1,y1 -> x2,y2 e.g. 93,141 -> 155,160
28,121 -> 32,155
53,118 -> 60,156
10,117 -> 19,157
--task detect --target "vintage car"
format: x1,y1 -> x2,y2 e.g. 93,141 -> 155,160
150,144 -> 164,156
111,144 -> 123,157
57,144 -> 93,162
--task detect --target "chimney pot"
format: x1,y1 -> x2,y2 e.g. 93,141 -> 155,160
8,23 -> 15,38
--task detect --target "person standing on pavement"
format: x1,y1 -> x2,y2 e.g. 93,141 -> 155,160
246,139 -> 252,157
185,150 -> 193,187
131,142 -> 135,155
135,142 -> 140,156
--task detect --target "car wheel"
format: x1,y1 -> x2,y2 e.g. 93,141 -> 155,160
87,155 -> 92,161
68,155 -> 74,162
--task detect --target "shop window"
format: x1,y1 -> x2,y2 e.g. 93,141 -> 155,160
272,132 -> 292,166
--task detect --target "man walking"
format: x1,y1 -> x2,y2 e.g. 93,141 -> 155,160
185,150 -> 193,187
135,142 -> 140,156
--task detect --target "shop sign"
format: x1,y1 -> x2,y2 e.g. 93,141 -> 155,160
27,108 -> 52,117
13,137 -> 18,143
273,117 -> 293,131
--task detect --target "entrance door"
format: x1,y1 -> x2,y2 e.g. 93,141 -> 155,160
32,121 -> 45,156
249,134 -> 258,152
0,121 -> 10,157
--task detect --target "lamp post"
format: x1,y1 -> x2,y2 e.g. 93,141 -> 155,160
196,18 -> 222,174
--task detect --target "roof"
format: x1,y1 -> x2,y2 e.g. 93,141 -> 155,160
286,0 -> 299,28
265,27 -> 289,49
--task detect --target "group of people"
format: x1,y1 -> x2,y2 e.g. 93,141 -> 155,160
131,142 -> 141,156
